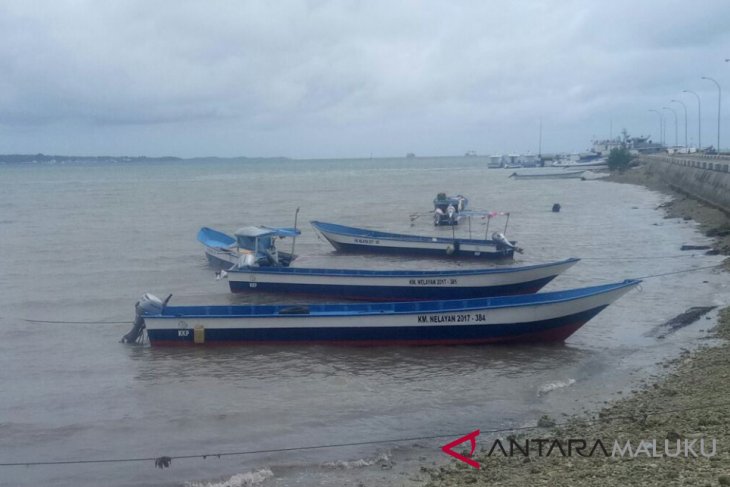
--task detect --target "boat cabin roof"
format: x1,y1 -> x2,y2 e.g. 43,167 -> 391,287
234,226 -> 301,238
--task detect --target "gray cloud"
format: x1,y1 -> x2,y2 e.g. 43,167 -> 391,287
0,0 -> 728,157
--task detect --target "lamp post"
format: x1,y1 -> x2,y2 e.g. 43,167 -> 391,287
670,99 -> 688,148
649,109 -> 664,146
662,106 -> 678,147
701,76 -> 721,152
682,89 -> 701,150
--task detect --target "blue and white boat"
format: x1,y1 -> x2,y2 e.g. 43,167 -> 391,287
311,221 -> 519,260
197,226 -> 300,268
226,258 -> 579,301
136,280 -> 640,346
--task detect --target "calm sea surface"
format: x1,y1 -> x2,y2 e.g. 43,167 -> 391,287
0,157 -> 728,486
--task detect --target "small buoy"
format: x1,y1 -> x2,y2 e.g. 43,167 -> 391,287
552,203 -> 561,213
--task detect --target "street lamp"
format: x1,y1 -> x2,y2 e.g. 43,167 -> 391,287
682,89 -> 701,150
670,99 -> 688,147
662,106 -> 678,147
649,109 -> 664,146
701,76 -> 721,152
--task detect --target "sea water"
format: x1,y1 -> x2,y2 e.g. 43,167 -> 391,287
0,157 -> 728,486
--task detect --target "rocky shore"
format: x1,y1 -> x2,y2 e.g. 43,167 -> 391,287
420,162 -> 730,487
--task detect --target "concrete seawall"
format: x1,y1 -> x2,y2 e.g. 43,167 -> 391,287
638,154 -> 730,214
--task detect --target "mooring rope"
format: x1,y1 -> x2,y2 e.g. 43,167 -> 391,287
633,263 -> 725,280
1,399 -> 728,468
20,319 -> 132,325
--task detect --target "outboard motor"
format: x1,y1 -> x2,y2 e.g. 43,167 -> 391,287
492,232 -> 515,249
139,293 -> 165,314
121,293 -> 171,344
447,204 -> 456,220
237,253 -> 257,269
492,232 -> 524,254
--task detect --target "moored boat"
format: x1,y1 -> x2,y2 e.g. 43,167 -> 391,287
310,221 -> 519,260
226,258 -> 580,301
508,170 -> 585,180
433,193 -> 468,226
136,279 -> 640,346
197,226 -> 300,268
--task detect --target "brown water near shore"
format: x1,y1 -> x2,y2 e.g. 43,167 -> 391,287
422,163 -> 730,487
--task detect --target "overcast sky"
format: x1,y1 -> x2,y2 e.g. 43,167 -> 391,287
0,1 -> 728,158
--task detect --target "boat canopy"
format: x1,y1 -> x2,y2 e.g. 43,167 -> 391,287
234,226 -> 301,238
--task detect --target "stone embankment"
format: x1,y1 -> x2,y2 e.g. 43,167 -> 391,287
638,153 -> 730,214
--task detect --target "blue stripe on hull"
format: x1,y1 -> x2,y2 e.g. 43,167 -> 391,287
227,276 -> 557,301
146,306 -> 607,346
327,241 -> 514,260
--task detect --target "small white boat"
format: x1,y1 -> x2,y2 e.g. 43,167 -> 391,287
311,220 -> 519,260
227,258 -> 580,301
197,226 -> 300,268
509,170 -> 585,180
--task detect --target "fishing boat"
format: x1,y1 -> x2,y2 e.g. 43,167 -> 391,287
197,226 -> 300,268
508,170 -> 585,180
310,220 -> 520,260
133,279 -> 640,346
551,159 -> 607,168
226,258 -> 580,301
433,193 -> 468,226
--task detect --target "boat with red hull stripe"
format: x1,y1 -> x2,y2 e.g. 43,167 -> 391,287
138,280 -> 639,347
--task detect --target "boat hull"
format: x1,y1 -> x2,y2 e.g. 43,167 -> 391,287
204,247 -> 242,268
143,280 -> 639,346
226,258 -> 579,301
509,171 -> 585,180
311,221 -> 515,260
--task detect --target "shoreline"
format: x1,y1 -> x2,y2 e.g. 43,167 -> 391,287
420,162 -> 730,486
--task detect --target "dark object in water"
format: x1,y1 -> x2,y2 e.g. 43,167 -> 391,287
645,306 -> 717,339
705,227 -> 730,238
552,203 -> 561,213
680,244 -> 712,251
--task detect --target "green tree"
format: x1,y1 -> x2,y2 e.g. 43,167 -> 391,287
607,147 -> 632,172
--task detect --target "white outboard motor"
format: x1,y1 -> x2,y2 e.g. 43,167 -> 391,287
139,293 -> 165,314
492,232 -> 515,249
237,253 -> 257,269
447,204 -> 456,220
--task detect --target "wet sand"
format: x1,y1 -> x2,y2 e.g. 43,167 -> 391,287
421,162 -> 730,487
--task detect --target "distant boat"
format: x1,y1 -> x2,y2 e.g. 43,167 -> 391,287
197,226 -> 300,268
137,279 -> 640,346
311,220 -> 519,260
488,154 -> 504,168
509,170 -> 585,180
551,158 -> 607,168
226,258 -> 580,301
